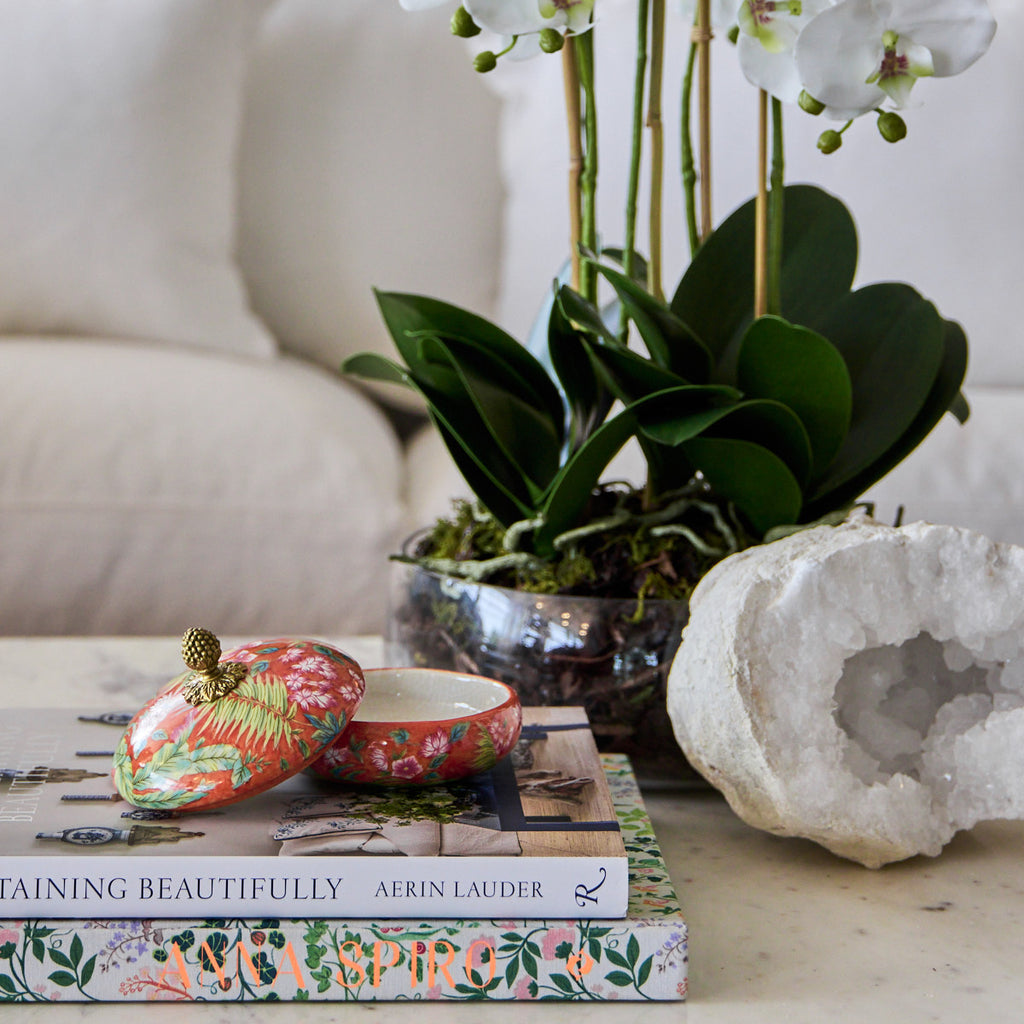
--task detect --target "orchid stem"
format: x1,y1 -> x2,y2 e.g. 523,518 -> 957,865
622,0 -> 650,341
576,32 -> 598,303
754,89 -> 768,319
680,28 -> 699,258
562,41 -> 583,295
767,97 -> 784,316
696,0 -> 712,242
623,0 -> 650,308
647,0 -> 665,301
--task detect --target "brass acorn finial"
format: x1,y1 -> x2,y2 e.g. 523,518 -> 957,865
182,627 -> 221,672
180,628 -> 247,706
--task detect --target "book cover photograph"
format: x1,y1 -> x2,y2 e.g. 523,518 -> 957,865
0,705 -> 628,920
0,757 -> 687,1002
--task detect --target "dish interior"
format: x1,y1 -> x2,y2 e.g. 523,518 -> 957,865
354,669 -> 511,724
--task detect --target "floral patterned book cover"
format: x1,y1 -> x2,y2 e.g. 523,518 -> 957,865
0,706 -> 627,920
0,756 -> 687,1002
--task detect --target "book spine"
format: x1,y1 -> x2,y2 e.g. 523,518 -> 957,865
0,855 -> 628,920
0,915 -> 688,1001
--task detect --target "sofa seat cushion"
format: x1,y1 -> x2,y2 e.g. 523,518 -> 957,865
0,339 -> 404,635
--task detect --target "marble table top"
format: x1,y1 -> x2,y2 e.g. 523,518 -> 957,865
1,635 -> 1022,1023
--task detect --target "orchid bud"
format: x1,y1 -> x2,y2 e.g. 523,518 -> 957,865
877,111 -> 908,144
798,90 -> 825,116
450,6 -> 481,38
817,129 -> 842,155
473,50 -> 498,73
538,28 -> 564,53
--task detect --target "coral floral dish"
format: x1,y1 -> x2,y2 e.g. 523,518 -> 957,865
310,667 -> 522,786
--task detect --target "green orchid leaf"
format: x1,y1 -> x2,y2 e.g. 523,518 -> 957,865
598,247 -> 650,285
804,317 -> 968,519
344,348 -> 540,520
555,285 -> 620,345
434,336 -> 563,494
406,333 -> 473,397
631,385 -> 741,445
344,345 -> 543,524
533,386 -> 723,554
352,327 -> 565,510
950,389 -> 970,425
737,315 -> 853,474
627,384 -> 739,496
547,290 -> 610,451
681,437 -> 804,535
698,399 -> 813,485
583,337 -> 694,405
592,263 -> 712,381
639,393 -> 812,486
806,283 -> 946,505
428,410 -> 536,527
341,352 -> 414,388
533,408 -> 641,557
671,185 -> 858,378
373,290 -> 565,434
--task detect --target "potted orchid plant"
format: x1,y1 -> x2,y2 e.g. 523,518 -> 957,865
345,0 -> 997,780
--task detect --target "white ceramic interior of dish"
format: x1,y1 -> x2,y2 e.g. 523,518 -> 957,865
354,668 -> 512,723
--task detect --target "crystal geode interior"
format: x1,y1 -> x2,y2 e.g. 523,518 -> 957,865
667,516 -> 1024,867
836,633 -> 1016,779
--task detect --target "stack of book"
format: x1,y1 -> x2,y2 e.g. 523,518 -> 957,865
0,705 -> 687,1002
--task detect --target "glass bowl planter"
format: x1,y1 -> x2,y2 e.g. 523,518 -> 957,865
385,560 -> 699,787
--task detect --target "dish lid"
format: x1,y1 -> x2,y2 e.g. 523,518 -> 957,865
112,628 -> 365,811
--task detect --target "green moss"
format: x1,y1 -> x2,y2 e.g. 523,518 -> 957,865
409,486 -> 757,601
340,785 -> 480,826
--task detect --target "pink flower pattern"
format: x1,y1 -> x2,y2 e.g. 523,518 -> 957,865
419,727 -> 451,759
318,744 -> 355,768
288,681 -> 335,709
292,654 -> 339,680
390,755 -> 423,780
514,976 -> 537,999
311,702 -> 522,785
485,708 -> 520,755
542,927 -> 577,960
367,744 -> 391,772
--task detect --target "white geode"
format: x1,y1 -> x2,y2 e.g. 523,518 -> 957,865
667,515 -> 1024,867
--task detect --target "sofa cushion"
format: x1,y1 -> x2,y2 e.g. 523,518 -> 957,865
0,339 -> 405,635
238,0 -> 503,409
0,0 -> 275,359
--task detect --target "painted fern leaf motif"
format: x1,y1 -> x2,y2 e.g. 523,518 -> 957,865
188,673 -> 298,749
306,711 -> 347,747
187,741 -> 245,775
123,781 -> 212,810
470,728 -> 497,774
114,728 -> 223,808
111,745 -> 135,796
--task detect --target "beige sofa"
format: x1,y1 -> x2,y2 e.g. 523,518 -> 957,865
0,0 -> 500,636
0,0 -> 1020,638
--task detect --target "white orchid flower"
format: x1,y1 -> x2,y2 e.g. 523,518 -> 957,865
795,0 -> 997,118
735,0 -> 835,104
399,0 -> 593,36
